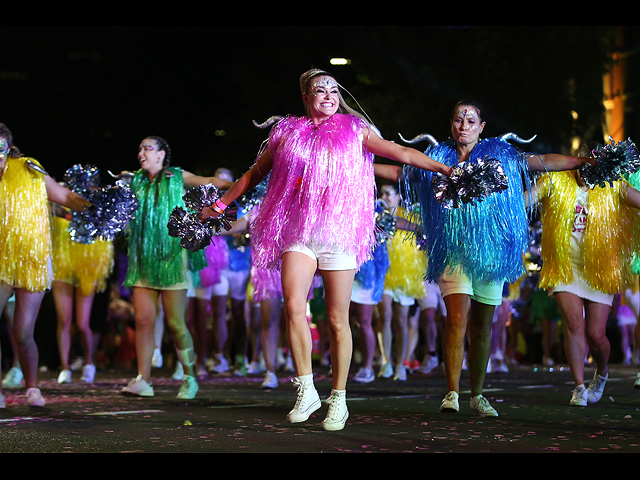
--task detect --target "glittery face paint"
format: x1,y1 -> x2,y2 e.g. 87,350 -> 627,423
451,106 -> 484,147
138,139 -> 164,172
310,76 -> 339,94
456,108 -> 477,121
0,139 -> 9,158
305,76 -> 340,123
0,138 -> 8,175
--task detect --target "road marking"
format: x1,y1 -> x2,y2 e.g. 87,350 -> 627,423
88,410 -> 165,416
0,417 -> 39,423
207,404 -> 273,409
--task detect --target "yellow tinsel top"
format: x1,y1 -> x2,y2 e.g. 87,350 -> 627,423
384,206 -> 428,298
537,171 -> 640,294
0,157 -> 52,292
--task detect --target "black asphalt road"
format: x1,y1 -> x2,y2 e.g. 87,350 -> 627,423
1,363 -> 640,453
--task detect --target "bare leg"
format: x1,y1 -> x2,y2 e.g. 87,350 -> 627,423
230,298 -> 247,367
442,294 -> 471,394
11,288 -> 46,389
353,302 -> 375,371
0,285 -> 13,380
467,299 -> 497,397
211,295 -> 228,358
541,317 -> 556,363
261,297 -> 282,373
160,289 -> 195,377
321,268 -> 357,391
74,288 -> 96,366
132,287 -> 160,382
378,294 -> 393,367
281,252 -> 317,378
406,305 -> 420,364
193,297 -> 211,369
53,281 -> 74,371
392,302 -> 410,377
555,292 -> 588,387
584,299 -> 611,378
421,307 -> 438,358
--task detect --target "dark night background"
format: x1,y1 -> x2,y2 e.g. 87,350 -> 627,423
0,26 -> 623,183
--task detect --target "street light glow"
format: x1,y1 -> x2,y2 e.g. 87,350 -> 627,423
330,58 -> 351,65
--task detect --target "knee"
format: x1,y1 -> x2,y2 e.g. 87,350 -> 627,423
12,330 -> 33,350
326,313 -> 350,335
563,315 -> 586,337
283,298 -> 307,322
134,312 -> 155,332
585,329 -> 609,347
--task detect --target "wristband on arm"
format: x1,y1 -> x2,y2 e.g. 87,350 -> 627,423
212,198 -> 227,214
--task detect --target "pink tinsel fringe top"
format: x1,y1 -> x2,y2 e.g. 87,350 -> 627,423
250,114 -> 377,270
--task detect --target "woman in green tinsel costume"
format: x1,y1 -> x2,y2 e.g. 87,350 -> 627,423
120,136 -> 231,400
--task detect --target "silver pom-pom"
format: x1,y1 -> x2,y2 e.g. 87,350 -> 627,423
64,164 -> 107,244
183,184 -> 220,213
167,183 -> 238,252
76,180 -> 139,241
64,164 -> 101,196
167,208 -> 214,253
374,207 -> 397,245
432,156 -> 509,209
579,137 -> 640,188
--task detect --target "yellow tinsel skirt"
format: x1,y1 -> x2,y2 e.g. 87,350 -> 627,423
52,216 -> 114,296
384,230 -> 427,300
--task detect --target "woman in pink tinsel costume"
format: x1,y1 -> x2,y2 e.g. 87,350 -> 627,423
201,69 -> 451,431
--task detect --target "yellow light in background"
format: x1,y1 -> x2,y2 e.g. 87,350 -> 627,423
570,111 -> 581,153
330,58 -> 351,66
572,135 -> 582,153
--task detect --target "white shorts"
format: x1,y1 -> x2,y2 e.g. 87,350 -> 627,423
351,283 -> 377,305
215,269 -> 251,301
187,286 -> 213,301
189,269 -> 251,301
417,282 -> 447,315
383,288 -> 416,307
438,264 -> 504,307
285,243 -> 357,271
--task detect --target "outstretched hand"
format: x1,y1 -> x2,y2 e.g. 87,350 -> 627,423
200,206 -> 220,222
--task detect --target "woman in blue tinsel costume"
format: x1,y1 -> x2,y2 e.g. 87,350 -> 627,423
375,100 -> 595,417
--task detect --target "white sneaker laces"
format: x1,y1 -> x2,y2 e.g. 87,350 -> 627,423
325,392 -> 345,421
292,378 -> 310,409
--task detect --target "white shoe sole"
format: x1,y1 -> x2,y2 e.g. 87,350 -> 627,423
287,399 -> 321,423
322,411 -> 349,431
